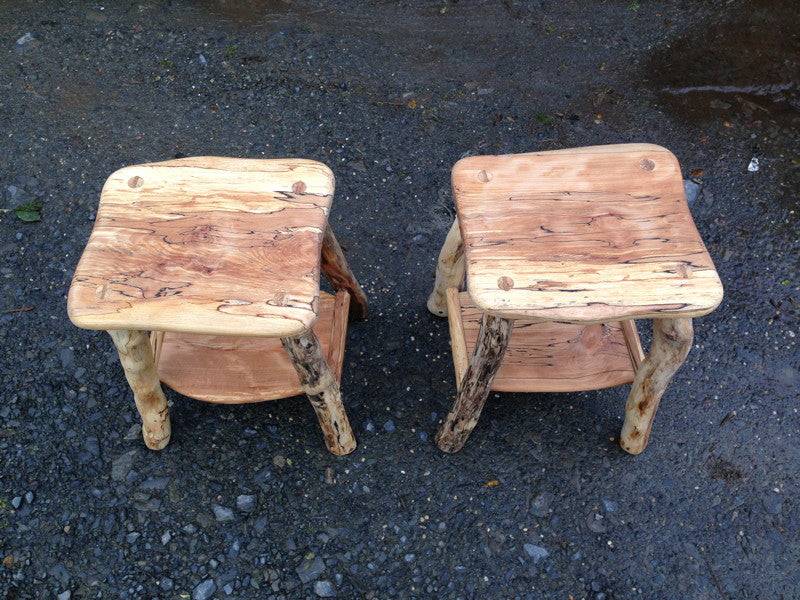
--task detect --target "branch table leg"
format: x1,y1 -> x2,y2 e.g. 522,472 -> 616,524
108,329 -> 171,450
436,314 -> 513,453
427,218 -> 465,317
620,317 -> 693,454
282,329 -> 356,456
321,225 -> 368,320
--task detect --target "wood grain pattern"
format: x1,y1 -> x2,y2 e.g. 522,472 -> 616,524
108,329 -> 171,450
452,144 -> 723,323
436,313 -> 513,453
620,317 -> 693,454
154,291 -> 349,404
450,291 -> 640,393
427,218 -> 465,316
68,157 -> 335,338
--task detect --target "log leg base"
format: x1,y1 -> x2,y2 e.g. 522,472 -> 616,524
109,329 -> 171,450
282,329 -> 357,456
436,314 -> 513,453
620,317 -> 693,455
427,218 -> 465,317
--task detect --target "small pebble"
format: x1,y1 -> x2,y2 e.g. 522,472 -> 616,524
193,579 -> 216,600
16,32 -> 35,46
523,543 -> 549,563
383,420 -> 396,433
236,494 -> 256,513
763,492 -> 783,515
212,504 -> 235,522
314,580 -> 336,597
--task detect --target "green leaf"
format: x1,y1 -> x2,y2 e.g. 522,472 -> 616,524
14,201 -> 41,222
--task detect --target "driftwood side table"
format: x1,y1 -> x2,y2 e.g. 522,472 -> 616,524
68,157 -> 367,455
428,144 -> 723,455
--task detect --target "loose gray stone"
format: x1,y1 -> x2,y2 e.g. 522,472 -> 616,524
523,543 -> 549,562
236,494 -> 256,513
11,496 -> 22,509
24,491 -> 33,503
161,531 -> 172,545
383,420 -> 396,433
587,512 -> 607,533
213,504 -> 235,522
59,348 -> 74,369
314,580 -> 336,597
124,424 -> 141,441
57,592 -> 71,600
602,499 -> 618,513
140,477 -> 171,491
296,554 -> 325,584
159,577 -> 174,591
193,579 -> 216,600
531,492 -> 553,517
763,492 -> 783,515
684,179 -> 702,205
111,450 -> 137,481
16,32 -> 35,46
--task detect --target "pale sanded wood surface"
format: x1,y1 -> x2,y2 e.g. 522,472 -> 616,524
448,291 -> 641,393
154,291 -> 350,403
68,157 -> 335,337
452,144 -> 723,322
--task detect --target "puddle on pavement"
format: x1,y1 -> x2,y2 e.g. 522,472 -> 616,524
647,0 -> 799,212
647,0 -> 799,129
191,0 -> 295,26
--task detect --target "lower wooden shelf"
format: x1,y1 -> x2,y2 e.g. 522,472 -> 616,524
151,291 -> 350,403
446,289 -> 644,393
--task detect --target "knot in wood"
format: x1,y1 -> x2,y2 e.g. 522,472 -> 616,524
292,181 -> 307,194
477,170 -> 492,183
127,175 -> 144,188
639,158 -> 655,171
497,276 -> 514,291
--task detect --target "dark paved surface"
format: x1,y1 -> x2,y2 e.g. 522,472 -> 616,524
1,1 -> 798,598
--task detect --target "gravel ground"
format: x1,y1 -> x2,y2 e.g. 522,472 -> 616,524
1,1 -> 798,598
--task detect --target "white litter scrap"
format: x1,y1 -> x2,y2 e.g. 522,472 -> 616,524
747,158 -> 760,172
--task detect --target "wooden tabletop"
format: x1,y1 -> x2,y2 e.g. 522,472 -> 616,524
68,157 -> 334,337
453,144 -> 723,322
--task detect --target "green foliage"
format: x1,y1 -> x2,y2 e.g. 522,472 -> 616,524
14,200 -> 41,222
